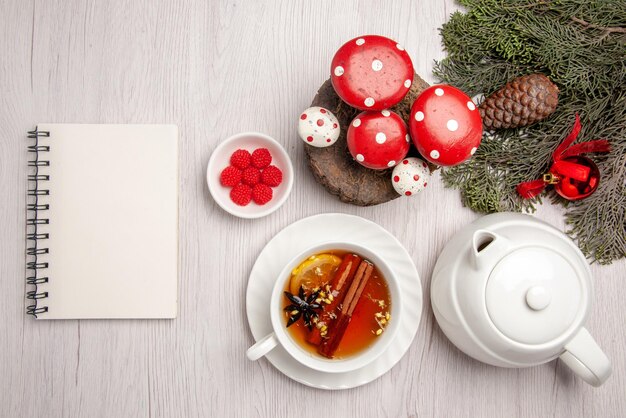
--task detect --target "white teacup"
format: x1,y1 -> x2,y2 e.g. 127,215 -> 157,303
246,242 -> 402,373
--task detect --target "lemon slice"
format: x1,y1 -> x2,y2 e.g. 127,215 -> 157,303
290,254 -> 342,295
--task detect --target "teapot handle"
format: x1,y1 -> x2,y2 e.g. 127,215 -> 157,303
559,327 -> 611,387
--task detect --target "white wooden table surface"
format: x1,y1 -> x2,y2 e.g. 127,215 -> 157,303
1,1 -> 624,417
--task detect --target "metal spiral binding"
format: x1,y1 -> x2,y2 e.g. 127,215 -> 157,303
26,128 -> 50,317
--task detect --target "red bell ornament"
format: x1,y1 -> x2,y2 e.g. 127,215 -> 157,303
517,114 -> 610,201
552,156 -> 600,200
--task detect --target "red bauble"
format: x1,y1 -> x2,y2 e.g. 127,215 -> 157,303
409,85 -> 482,166
347,110 -> 410,170
516,114 -> 610,201
331,35 -> 414,111
553,156 -> 600,200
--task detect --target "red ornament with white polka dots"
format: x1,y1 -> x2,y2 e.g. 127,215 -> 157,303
347,110 -> 410,170
331,35 -> 414,111
391,157 -> 431,196
409,85 -> 483,166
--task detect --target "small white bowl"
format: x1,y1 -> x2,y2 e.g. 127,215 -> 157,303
207,132 -> 294,219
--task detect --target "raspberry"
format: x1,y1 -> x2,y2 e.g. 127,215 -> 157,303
230,184 -> 252,206
242,167 -> 261,186
219,166 -> 242,187
261,165 -> 283,187
252,184 -> 273,205
251,148 -> 272,169
230,149 -> 251,169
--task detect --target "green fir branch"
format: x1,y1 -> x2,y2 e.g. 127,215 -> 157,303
435,0 -> 626,263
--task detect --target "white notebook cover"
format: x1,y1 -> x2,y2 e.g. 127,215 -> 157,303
29,124 -> 178,319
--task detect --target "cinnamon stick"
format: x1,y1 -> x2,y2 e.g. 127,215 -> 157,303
306,253 -> 361,345
318,260 -> 373,358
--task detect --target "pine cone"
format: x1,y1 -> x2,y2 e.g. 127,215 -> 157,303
479,74 -> 559,130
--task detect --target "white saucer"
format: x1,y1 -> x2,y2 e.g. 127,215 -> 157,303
246,213 -> 423,390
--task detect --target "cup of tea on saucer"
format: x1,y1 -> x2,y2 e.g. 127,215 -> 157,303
246,241 -> 402,374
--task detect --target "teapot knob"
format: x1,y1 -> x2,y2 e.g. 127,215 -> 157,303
525,286 -> 551,311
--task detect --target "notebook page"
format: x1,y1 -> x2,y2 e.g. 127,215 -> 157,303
34,124 -> 178,319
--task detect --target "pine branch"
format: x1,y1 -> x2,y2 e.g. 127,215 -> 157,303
436,0 -> 626,263
570,16 -> 626,33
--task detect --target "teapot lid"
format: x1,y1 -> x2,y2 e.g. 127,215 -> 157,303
485,246 -> 587,345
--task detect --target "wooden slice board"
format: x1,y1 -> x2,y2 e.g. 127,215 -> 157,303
305,74 -> 431,206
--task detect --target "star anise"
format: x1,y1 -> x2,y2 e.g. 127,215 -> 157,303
283,286 -> 323,330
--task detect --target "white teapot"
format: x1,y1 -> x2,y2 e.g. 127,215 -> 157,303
431,213 -> 611,386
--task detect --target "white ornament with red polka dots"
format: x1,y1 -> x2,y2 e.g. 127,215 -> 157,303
297,106 -> 341,148
392,157 -> 431,197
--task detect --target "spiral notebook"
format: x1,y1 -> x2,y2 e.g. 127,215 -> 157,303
26,124 -> 178,319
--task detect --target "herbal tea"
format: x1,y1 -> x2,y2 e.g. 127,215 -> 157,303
281,250 -> 391,359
